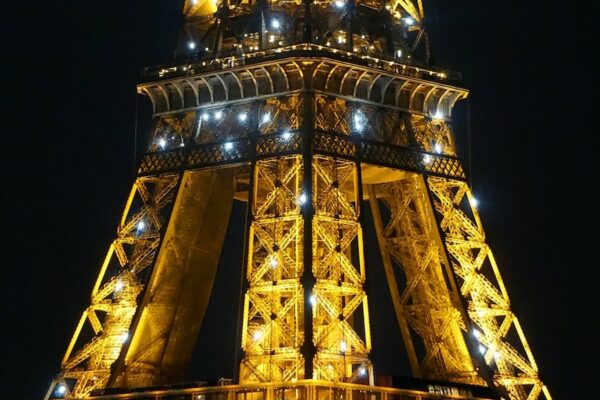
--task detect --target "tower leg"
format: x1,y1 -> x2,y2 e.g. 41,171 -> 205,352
367,172 -> 482,385
425,177 -> 549,400
239,155 -> 372,383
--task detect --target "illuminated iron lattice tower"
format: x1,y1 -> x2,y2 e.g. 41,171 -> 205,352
46,1 -> 551,400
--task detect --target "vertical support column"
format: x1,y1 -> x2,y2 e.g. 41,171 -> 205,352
311,156 -> 371,381
303,0 -> 313,43
239,155 -> 305,383
235,102 -> 260,383
301,91 -> 316,379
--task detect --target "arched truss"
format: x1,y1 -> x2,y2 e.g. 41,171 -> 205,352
139,58 -> 467,116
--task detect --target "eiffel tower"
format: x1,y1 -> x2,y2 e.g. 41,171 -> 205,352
45,1 -> 551,399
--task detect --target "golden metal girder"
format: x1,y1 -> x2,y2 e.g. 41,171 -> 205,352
240,155 -> 372,384
426,177 -> 551,400
110,168 -> 236,388
241,156 -> 306,383
368,175 -> 481,386
51,174 -> 180,398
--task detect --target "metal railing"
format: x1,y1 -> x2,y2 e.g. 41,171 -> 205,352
86,380 -> 494,400
140,44 -> 462,85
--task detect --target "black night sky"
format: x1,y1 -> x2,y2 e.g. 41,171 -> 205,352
5,1 -> 596,399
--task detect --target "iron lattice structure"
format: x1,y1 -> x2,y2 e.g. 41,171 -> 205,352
46,1 -> 550,400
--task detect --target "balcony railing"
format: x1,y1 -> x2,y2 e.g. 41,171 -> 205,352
140,44 -> 462,85
87,380 -> 494,400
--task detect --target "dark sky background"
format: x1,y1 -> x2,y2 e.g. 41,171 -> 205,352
5,1 -> 596,399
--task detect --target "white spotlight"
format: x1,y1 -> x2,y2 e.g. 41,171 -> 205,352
470,197 -> 479,208
423,154 -> 432,164
158,138 -> 167,149
120,332 -> 129,343
396,49 -> 403,58
271,19 -> 281,29
434,142 -> 443,154
201,112 -> 210,121
253,330 -> 263,341
404,17 -> 415,25
478,344 -> 486,355
137,220 -> 146,231
334,0 -> 345,8
261,112 -> 271,124
340,340 -> 347,353
281,131 -> 292,141
353,113 -> 364,132
359,367 -> 367,376
224,142 -> 234,151
432,111 -> 444,120
57,384 -> 67,395
115,280 -> 124,292
187,41 -> 196,50
239,112 -> 248,122
298,193 -> 307,205
214,110 -> 223,120
310,295 -> 317,305
270,256 -> 278,268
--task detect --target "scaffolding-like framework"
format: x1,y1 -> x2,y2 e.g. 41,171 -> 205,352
46,1 -> 550,400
